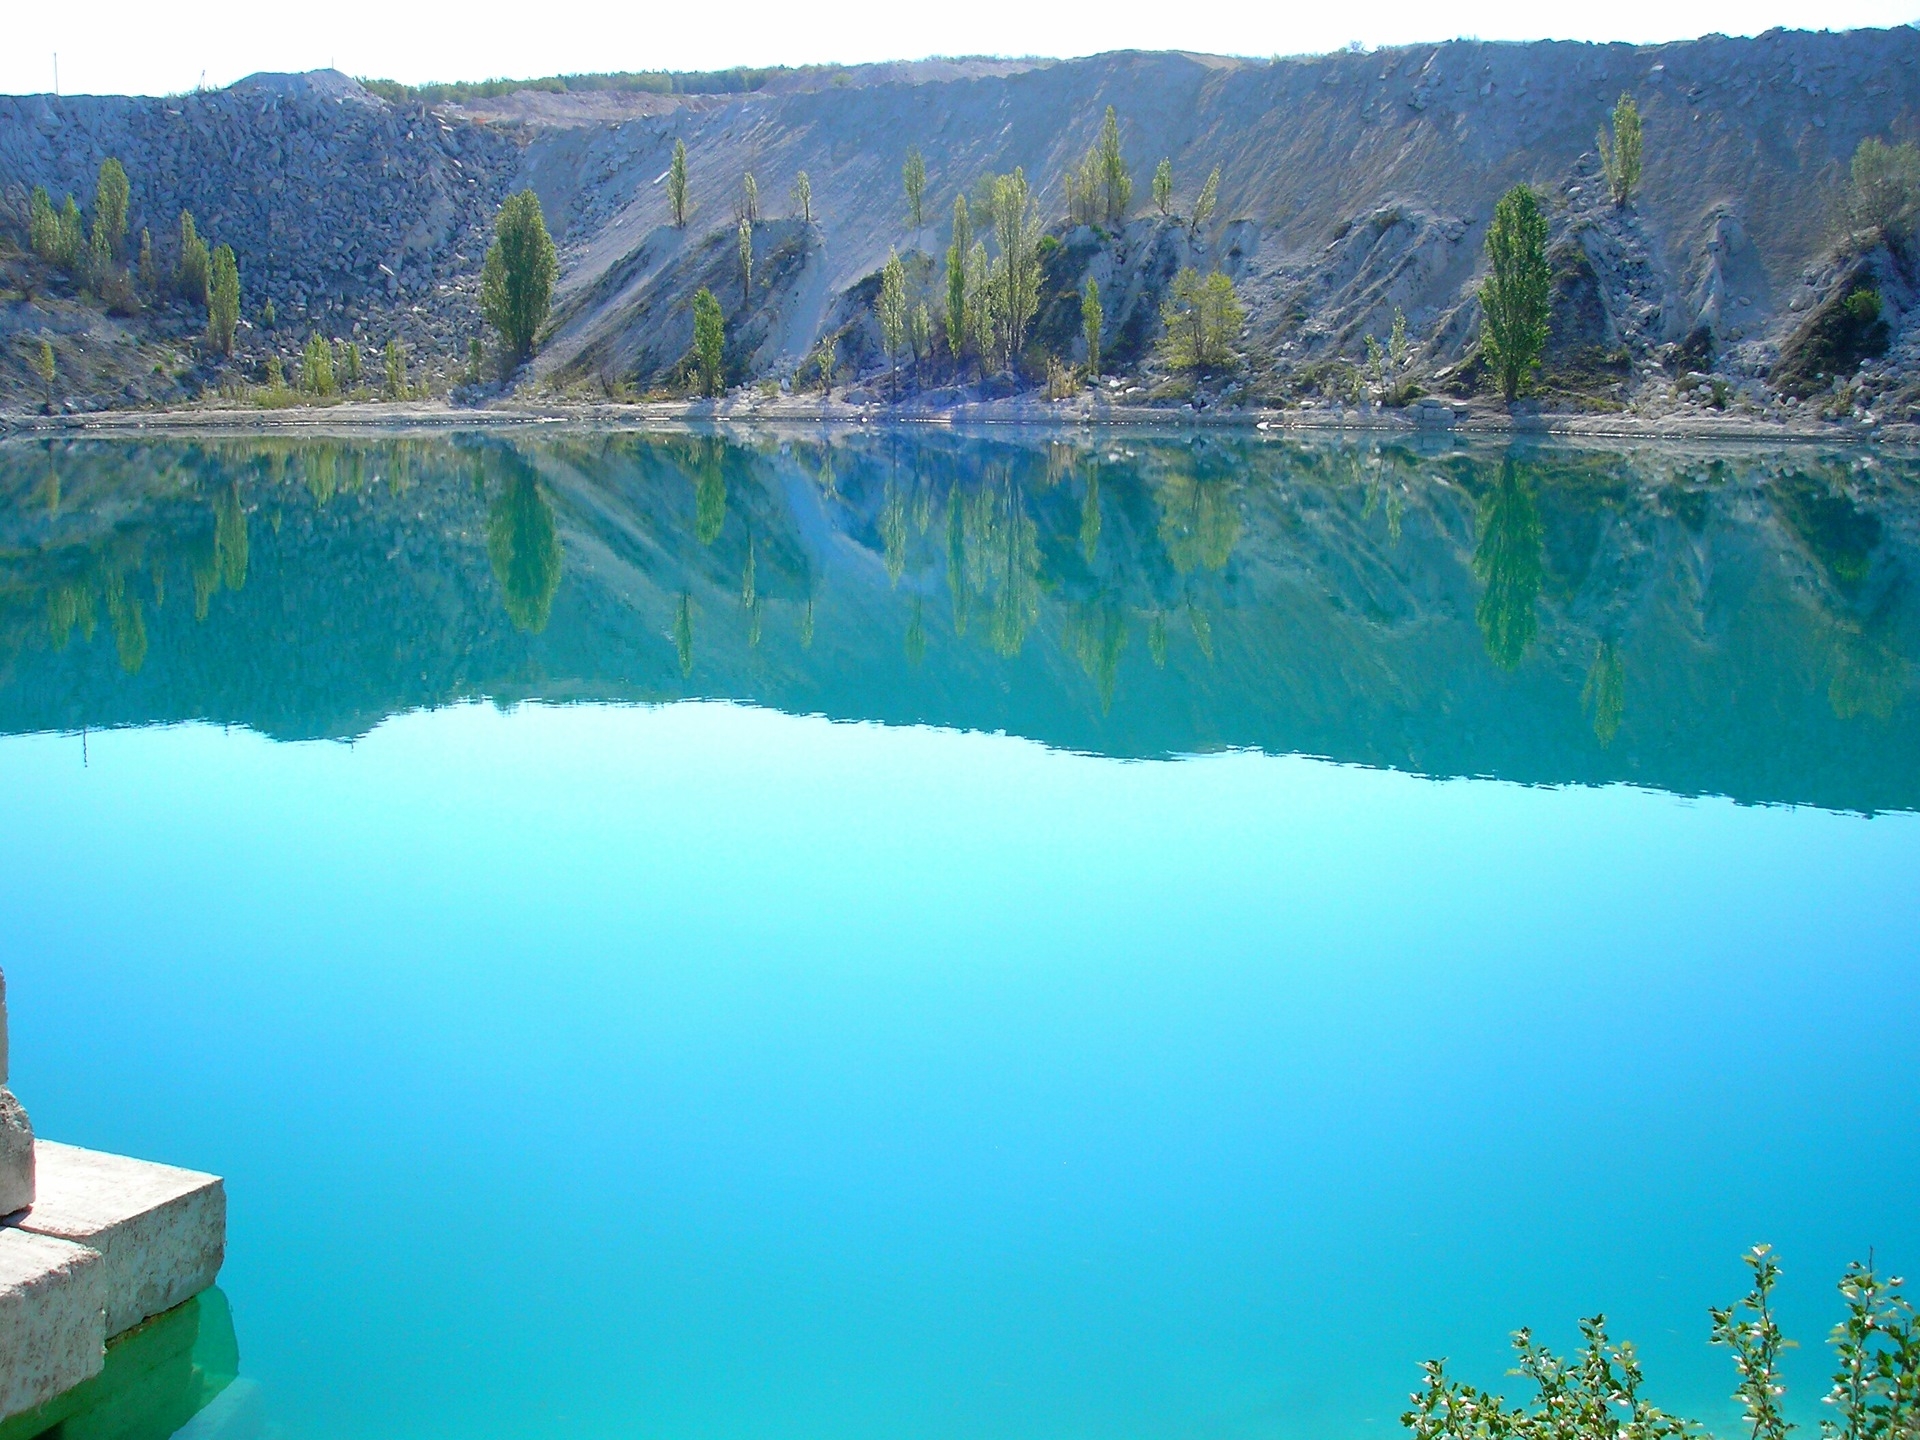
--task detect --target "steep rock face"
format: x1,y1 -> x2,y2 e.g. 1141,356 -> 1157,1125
0,30 -> 1916,405
511,29 -> 1919,389
0,70 -> 518,329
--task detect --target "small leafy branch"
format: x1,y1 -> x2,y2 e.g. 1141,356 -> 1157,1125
1406,1250 -> 1920,1440
1711,1246 -> 1796,1440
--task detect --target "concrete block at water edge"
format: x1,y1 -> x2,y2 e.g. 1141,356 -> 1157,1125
17,1142 -> 225,1338
0,1228 -> 107,1422
0,1090 -> 31,1218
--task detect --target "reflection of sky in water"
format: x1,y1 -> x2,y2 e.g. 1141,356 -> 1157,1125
1,434 -> 1917,1439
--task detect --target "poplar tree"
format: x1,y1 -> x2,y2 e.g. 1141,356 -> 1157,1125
692,286 -> 724,395
910,302 -> 932,372
945,194 -> 971,363
1082,276 -> 1103,376
878,248 -> 908,394
1189,167 -> 1220,239
207,243 -> 240,355
1096,106 -> 1132,226
742,172 -> 759,223
903,146 -> 927,230
669,140 -> 689,227
31,340 -> 55,406
1480,184 -> 1552,402
176,211 -> 210,304
481,189 -> 558,367
989,169 -> 1042,369
93,158 -> 130,261
1153,159 -> 1173,217
384,338 -> 409,398
28,188 -> 58,263
791,170 -> 812,224
137,228 -> 156,290
58,197 -> 86,270
1597,93 -> 1644,207
737,217 -> 753,302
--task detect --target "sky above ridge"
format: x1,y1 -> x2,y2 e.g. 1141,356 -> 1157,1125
5,0 -> 1916,95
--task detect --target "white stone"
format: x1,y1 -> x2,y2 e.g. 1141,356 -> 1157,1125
16,1142 -> 225,1339
0,1089 -> 32,1218
0,1228 -> 107,1422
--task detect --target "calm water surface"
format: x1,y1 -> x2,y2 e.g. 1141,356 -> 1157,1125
0,429 -> 1916,1440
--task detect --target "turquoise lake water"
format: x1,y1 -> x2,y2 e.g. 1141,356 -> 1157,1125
1,429 -> 1916,1440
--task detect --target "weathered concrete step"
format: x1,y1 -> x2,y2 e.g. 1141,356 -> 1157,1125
0,1228 -> 107,1421
0,1287 -> 240,1440
15,1142 -> 226,1340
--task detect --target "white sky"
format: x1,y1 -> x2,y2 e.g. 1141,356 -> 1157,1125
6,0 -> 1916,96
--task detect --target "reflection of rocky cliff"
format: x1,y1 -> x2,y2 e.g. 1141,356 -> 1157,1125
1,430 -> 1914,812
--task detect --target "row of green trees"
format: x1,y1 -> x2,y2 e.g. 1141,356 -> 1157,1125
26,160 -> 242,354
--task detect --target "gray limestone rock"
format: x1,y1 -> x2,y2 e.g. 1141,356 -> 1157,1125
0,1229 -> 107,1423
0,1087 -> 32,1217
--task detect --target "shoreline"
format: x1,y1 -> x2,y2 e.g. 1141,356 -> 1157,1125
0,395 -> 1901,449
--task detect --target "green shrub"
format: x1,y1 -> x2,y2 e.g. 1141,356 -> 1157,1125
1773,285 -> 1891,397
1844,136 -> 1920,244
1404,1248 -> 1920,1440
301,332 -> 336,396
1158,268 -> 1242,373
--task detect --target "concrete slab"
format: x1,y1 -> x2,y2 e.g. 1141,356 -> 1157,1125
0,1091 -> 31,1219
0,1287 -> 239,1440
0,1227 -> 106,1422
16,1142 -> 224,1338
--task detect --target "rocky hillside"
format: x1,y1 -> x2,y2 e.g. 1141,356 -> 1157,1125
1,30 -> 1916,419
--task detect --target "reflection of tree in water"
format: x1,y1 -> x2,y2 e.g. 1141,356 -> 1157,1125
1154,467 -> 1240,575
1070,600 -> 1127,711
1828,624 -> 1904,721
1080,469 -> 1102,567
674,594 -> 694,676
955,474 -> 1041,658
487,468 -> 563,634
105,571 -> 148,675
799,598 -> 816,649
1187,603 -> 1213,661
1774,472 -> 1881,593
905,595 -> 926,666
46,581 -> 97,651
193,482 -> 249,621
882,475 -> 908,586
1474,459 -> 1544,671
695,442 -> 727,546
1147,612 -> 1168,668
1582,640 -> 1625,746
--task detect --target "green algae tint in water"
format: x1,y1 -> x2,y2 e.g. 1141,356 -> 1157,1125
1,429 -> 1917,1440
